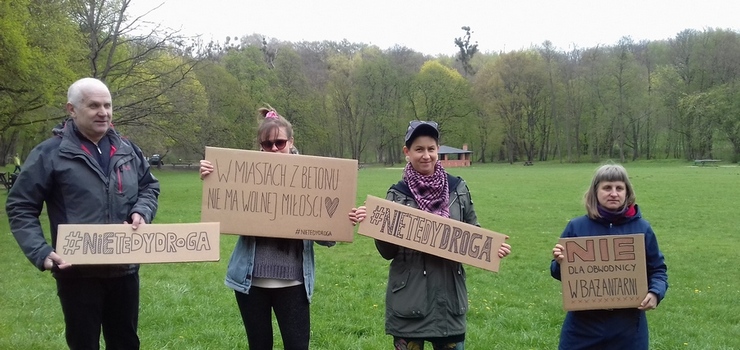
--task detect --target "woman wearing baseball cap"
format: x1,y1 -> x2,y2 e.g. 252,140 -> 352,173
350,120 -> 511,349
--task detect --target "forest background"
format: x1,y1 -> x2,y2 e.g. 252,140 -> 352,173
3,0 -> 740,166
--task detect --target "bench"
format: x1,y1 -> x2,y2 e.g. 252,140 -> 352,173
0,172 -> 17,191
171,160 -> 195,168
693,159 -> 720,166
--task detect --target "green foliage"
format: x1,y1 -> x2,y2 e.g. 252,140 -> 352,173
192,62 -> 253,152
474,51 -> 550,163
412,61 -> 472,143
4,2 -> 740,164
0,0 -> 81,130
680,83 -> 740,162
223,46 -> 276,110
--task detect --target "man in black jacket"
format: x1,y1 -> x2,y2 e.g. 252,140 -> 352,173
6,77 -> 160,350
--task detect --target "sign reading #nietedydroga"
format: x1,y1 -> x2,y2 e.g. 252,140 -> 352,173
358,195 -> 508,272
559,234 -> 648,311
200,147 -> 358,242
56,222 -> 220,264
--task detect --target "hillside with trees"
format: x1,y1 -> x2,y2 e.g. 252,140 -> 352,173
3,0 -> 739,164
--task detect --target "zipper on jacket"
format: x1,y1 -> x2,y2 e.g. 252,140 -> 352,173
117,167 -> 123,193
449,193 -> 458,209
106,184 -> 111,222
423,255 -> 427,276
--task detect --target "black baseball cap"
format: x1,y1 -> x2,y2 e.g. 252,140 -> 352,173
405,120 -> 439,147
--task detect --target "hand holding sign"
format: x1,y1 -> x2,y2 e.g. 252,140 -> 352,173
44,251 -> 71,271
552,243 -> 565,263
348,206 -> 367,226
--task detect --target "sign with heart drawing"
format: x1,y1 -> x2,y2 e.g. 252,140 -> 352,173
324,197 -> 340,218
201,147 -> 358,242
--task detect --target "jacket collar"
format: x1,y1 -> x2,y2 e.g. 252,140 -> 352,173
59,119 -> 131,156
594,204 -> 643,225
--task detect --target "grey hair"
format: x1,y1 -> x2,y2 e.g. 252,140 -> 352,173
67,78 -> 109,108
584,163 -> 636,219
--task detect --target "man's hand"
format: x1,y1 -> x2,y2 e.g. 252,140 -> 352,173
44,251 -> 71,271
127,212 -> 146,230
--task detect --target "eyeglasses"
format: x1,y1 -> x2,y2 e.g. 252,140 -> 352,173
260,139 -> 289,151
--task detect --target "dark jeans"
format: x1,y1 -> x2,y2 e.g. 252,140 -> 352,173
56,273 -> 140,350
234,285 -> 310,350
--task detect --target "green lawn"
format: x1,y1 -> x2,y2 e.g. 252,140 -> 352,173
1,162 -> 738,349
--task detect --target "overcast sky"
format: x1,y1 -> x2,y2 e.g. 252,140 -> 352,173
128,0 -> 738,56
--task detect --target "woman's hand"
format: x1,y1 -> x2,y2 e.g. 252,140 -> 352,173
348,206 -> 367,226
638,292 -> 659,310
200,160 -> 213,180
498,239 -> 512,258
552,243 -> 565,264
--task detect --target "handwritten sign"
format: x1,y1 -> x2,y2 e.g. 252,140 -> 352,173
358,195 -> 507,272
200,147 -> 358,242
559,234 -> 648,311
56,223 -> 220,264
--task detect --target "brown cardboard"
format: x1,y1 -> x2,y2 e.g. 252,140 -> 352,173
200,147 -> 358,242
56,222 -> 220,264
559,233 -> 648,311
357,195 -> 508,272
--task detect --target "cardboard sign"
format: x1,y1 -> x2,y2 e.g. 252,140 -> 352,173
358,195 -> 508,272
559,234 -> 648,311
56,223 -> 220,264
200,147 -> 358,242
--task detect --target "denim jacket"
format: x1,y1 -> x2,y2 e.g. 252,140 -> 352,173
224,236 -> 334,302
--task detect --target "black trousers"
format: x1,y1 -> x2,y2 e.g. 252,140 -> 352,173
56,273 -> 140,350
234,285 -> 310,350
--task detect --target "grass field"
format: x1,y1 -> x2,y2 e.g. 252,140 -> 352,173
1,161 -> 738,349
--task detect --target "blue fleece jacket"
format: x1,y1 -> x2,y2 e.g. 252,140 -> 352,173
550,204 -> 668,350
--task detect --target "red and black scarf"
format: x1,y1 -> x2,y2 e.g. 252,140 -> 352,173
597,204 -> 636,224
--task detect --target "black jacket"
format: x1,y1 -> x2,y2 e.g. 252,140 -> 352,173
6,120 -> 160,278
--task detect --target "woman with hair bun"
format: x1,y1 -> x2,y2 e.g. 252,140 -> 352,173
200,106 -> 345,350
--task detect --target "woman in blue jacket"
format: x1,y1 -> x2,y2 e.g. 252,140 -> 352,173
550,164 -> 668,350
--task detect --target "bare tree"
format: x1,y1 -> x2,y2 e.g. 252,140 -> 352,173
69,0 -> 199,129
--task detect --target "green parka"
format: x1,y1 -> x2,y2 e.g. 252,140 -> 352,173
375,173 -> 479,339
